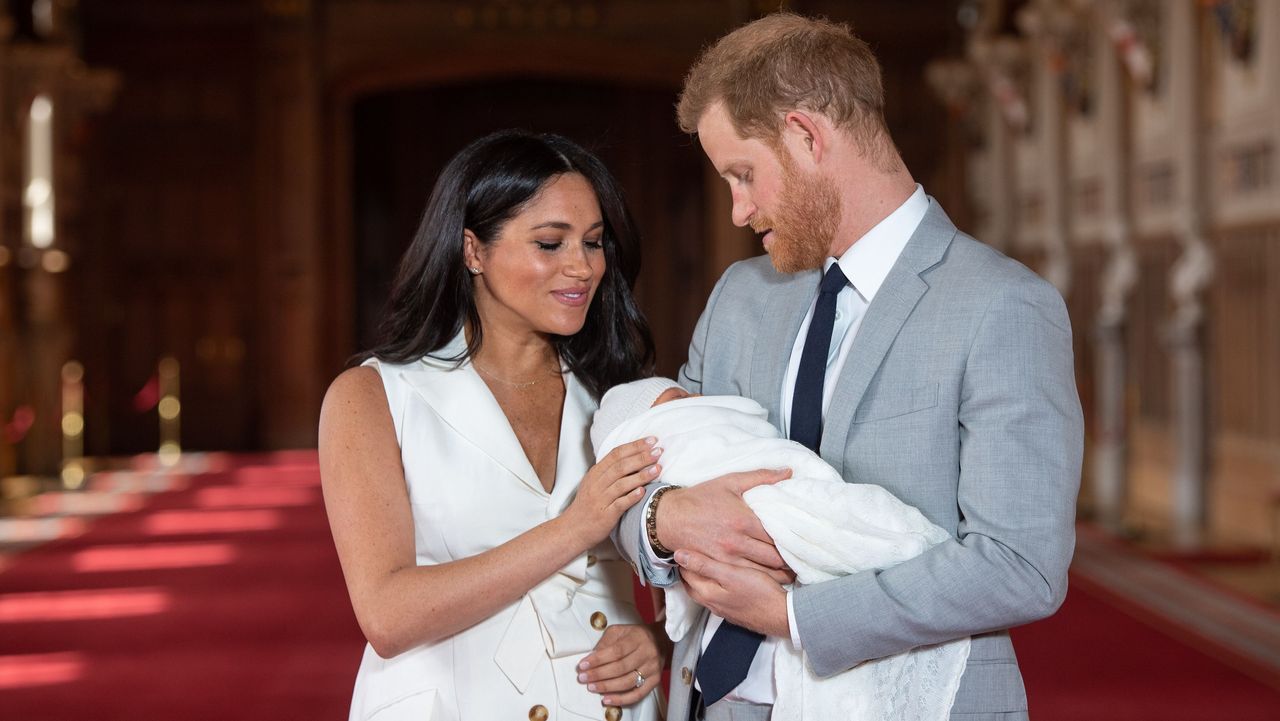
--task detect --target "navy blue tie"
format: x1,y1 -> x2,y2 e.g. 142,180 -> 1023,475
790,263 -> 849,452
695,263 -> 848,708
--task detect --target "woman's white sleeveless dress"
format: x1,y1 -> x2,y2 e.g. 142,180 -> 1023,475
348,341 -> 659,721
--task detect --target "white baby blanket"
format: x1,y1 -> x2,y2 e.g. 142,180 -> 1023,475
594,394 -> 969,721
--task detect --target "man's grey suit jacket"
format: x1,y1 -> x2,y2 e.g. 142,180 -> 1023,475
615,201 -> 1083,720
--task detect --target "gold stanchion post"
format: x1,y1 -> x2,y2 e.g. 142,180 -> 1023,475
60,361 -> 85,489
157,357 -> 181,467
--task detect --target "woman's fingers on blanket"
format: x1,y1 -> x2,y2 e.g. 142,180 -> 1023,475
568,438 -> 663,539
602,438 -> 663,497
602,438 -> 662,480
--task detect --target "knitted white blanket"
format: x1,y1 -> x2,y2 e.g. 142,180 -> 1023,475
595,394 -> 969,721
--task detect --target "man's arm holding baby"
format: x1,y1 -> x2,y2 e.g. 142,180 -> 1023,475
611,264 -> 793,599
660,278 -> 1083,678
611,462 -> 793,588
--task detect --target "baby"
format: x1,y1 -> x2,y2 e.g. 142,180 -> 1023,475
591,377 -> 970,721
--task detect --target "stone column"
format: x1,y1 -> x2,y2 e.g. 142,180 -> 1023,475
1089,0 -> 1139,532
1018,0 -> 1073,298
972,35 -> 1030,256
981,69 -> 1016,255
1165,0 -> 1214,549
925,57 -> 983,233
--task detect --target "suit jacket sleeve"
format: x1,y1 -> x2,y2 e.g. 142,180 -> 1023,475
610,265 -> 731,584
792,275 -> 1084,677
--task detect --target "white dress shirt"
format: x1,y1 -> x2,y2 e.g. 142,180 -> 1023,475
646,185 -> 929,705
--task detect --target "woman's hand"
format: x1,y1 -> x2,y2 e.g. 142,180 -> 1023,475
577,622 -> 670,707
561,438 -> 661,546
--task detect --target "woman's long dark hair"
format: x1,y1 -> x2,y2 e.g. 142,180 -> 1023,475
365,130 -> 654,399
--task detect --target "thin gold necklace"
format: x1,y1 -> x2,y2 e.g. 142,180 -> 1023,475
471,360 -> 557,390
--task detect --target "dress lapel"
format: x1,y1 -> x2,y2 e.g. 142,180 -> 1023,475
398,336 -> 546,497
819,200 -> 957,476
750,267 -> 820,430
549,371 -> 595,513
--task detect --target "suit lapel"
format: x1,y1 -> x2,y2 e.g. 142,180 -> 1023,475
750,268 -> 820,429
820,200 -> 957,476
399,339 -> 546,497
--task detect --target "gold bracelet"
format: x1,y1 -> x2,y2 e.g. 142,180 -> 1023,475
646,485 -> 676,558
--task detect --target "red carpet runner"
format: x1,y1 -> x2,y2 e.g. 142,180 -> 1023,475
1,453 -> 1277,720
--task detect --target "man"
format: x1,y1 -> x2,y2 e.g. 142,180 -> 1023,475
607,13 -> 1083,721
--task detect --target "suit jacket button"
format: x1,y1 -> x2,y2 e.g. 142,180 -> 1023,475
681,667 -> 692,685
604,706 -> 622,721
590,611 -> 608,630
529,705 -> 549,721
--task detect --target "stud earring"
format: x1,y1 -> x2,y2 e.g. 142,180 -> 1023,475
468,267 -> 481,275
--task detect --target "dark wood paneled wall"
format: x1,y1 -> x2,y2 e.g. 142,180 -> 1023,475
65,0 -> 966,452
79,2 -> 261,454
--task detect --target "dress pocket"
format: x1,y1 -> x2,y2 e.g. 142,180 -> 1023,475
853,382 -> 939,423
366,687 -> 441,721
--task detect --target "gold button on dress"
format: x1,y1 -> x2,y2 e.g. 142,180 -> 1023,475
529,704 -> 549,721
590,611 -> 608,630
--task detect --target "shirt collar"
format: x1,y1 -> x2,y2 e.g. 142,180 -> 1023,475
827,184 -> 929,303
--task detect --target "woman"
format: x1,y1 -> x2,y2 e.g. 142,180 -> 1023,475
319,130 -> 667,721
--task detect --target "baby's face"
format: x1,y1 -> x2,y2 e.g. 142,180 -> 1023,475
652,387 -> 697,407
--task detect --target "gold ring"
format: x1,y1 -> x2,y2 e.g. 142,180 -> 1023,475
633,669 -> 644,688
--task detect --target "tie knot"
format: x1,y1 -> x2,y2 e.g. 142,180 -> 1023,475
820,263 -> 848,295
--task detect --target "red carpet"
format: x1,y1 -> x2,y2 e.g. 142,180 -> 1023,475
1015,574 -> 1280,720
0,452 -> 365,721
2,453 -> 1278,720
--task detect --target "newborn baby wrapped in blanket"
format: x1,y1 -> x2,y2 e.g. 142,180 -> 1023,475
591,378 -> 970,721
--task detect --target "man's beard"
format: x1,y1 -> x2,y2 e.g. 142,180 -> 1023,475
754,158 -> 841,273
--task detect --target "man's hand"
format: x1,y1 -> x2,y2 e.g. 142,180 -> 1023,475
655,468 -> 794,583
676,549 -> 790,638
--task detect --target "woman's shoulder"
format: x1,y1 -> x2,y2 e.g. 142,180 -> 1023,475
321,365 -> 389,420
323,356 -> 438,407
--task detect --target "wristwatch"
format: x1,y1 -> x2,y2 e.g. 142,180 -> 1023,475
645,485 -> 676,559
